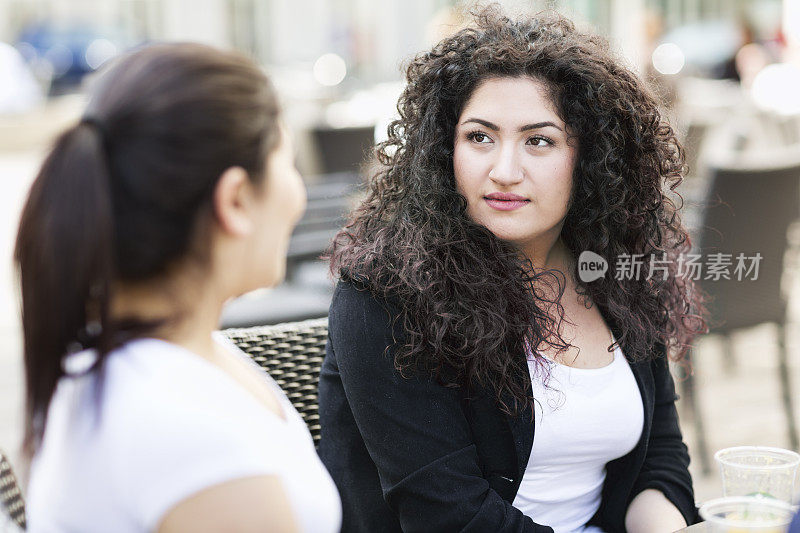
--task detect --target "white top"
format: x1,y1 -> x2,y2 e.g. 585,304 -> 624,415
512,339 -> 644,533
26,336 -> 341,533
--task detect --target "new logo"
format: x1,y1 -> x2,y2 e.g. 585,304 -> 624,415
578,251 -> 608,283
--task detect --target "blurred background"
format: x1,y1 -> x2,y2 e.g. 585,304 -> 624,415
2,0 -> 800,509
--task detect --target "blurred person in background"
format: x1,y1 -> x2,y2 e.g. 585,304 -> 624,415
320,5 -> 706,533
716,17 -> 757,81
16,43 -> 341,532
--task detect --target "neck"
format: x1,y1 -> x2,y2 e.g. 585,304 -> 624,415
110,269 -> 226,360
522,232 -> 570,272
520,234 -> 577,303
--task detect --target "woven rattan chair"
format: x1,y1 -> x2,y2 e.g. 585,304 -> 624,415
220,318 -> 328,446
0,449 -> 25,530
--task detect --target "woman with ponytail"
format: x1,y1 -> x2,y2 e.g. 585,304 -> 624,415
16,43 -> 341,532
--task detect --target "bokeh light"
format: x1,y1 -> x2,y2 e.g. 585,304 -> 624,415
85,39 -> 118,70
751,63 -> 800,116
652,42 -> 685,75
43,43 -> 73,76
313,53 -> 347,86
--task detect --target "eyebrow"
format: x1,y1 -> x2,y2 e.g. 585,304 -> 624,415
461,117 -> 563,132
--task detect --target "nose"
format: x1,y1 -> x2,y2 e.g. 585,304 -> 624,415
489,144 -> 524,185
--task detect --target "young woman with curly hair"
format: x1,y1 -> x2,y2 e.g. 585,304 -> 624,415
319,6 -> 706,533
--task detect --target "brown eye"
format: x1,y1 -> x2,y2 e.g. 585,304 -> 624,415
527,136 -> 553,147
468,132 -> 492,143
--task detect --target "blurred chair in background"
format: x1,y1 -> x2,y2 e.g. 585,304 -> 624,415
683,121 -> 711,180
285,173 -> 360,280
312,126 -> 375,175
680,153 -> 800,474
676,119 -> 714,232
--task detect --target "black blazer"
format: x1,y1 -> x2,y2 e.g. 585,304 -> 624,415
318,279 -> 700,532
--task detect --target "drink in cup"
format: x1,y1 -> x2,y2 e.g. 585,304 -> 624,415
715,446 -> 800,504
699,496 -> 795,533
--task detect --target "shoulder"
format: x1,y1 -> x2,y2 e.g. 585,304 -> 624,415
33,340 -> 308,532
331,275 -> 400,311
329,277 -> 405,341
101,339 -> 286,448
648,342 -> 670,374
99,341 -> 309,529
326,278 -> 412,380
78,341 -> 298,485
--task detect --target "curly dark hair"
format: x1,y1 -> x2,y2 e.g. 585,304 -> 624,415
328,5 -> 707,413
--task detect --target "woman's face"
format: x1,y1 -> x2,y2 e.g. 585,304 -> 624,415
248,127 -> 307,289
453,76 -> 577,256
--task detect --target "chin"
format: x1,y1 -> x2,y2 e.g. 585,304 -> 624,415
265,262 -> 285,288
486,226 -> 535,244
243,264 -> 283,293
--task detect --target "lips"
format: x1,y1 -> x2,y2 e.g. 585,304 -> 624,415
484,192 -> 530,211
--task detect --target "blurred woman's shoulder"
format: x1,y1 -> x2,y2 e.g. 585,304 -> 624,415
27,337 -> 335,532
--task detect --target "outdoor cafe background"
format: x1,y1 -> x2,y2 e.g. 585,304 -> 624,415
1,0 -> 800,506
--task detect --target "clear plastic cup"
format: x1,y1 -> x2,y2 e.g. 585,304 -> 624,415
715,446 -> 800,504
699,496 -> 796,532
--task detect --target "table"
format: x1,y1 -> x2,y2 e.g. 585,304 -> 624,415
674,523 -> 707,532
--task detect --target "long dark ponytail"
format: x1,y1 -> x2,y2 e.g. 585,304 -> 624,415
15,43 -> 281,458
16,122 -> 114,457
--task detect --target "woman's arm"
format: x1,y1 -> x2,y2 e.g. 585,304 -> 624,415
625,488 -> 687,533
326,280 -> 551,533
625,351 -> 699,527
158,475 -> 299,533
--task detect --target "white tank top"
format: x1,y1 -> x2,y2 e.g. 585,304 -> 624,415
26,336 -> 342,533
512,339 -> 644,533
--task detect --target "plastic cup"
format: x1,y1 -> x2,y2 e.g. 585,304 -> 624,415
699,496 -> 796,532
715,446 -> 800,504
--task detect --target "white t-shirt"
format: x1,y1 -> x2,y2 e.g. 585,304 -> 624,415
26,336 -> 341,533
512,339 -> 644,533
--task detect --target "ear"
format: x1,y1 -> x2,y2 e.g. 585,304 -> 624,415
213,166 -> 254,237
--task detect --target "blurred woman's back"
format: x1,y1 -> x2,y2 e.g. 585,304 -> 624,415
16,43 -> 340,533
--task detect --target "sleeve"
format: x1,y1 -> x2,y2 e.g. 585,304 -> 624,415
628,351 -> 701,526
112,385 -> 287,531
328,280 -> 552,533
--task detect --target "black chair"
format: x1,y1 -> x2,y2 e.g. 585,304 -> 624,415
221,318 -> 328,446
219,282 -> 333,329
683,121 -> 711,179
312,126 -> 376,175
285,175 -> 359,278
0,449 -> 25,530
681,153 -> 800,473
